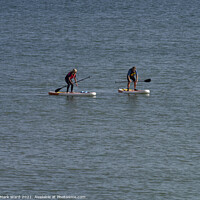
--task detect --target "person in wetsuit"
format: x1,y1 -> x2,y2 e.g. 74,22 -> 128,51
65,69 -> 78,92
127,66 -> 138,91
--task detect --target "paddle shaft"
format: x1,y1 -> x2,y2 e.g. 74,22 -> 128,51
55,76 -> 90,92
115,79 -> 151,83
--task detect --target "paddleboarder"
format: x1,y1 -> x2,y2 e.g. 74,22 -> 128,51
65,69 -> 78,92
127,66 -> 138,91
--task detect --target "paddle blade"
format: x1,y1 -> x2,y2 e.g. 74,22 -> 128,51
55,87 -> 62,92
144,79 -> 151,82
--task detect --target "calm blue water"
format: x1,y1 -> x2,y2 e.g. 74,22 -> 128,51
0,0 -> 200,199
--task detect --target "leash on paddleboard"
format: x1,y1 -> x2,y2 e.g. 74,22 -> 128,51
55,76 -> 90,92
115,79 -> 151,83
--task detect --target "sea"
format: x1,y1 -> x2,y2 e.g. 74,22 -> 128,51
0,0 -> 200,199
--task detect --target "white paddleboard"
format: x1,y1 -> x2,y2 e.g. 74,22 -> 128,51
48,91 -> 96,96
118,88 -> 150,94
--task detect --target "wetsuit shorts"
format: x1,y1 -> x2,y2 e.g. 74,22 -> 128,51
127,75 -> 135,82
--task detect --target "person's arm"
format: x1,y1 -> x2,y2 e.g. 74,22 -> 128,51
74,76 -> 78,86
68,76 -> 73,85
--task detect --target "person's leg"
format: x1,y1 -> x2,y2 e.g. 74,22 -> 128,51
71,83 -> 74,92
134,81 -> 137,90
65,78 -> 71,92
127,75 -> 131,91
127,82 -> 131,90
67,84 -> 70,92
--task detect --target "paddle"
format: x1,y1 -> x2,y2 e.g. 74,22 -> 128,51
115,79 -> 151,83
55,76 -> 90,92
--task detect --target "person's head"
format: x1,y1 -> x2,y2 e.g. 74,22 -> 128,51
72,68 -> 77,74
132,66 -> 136,72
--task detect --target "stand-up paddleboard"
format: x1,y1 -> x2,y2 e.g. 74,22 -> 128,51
48,91 -> 96,96
118,88 -> 150,94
